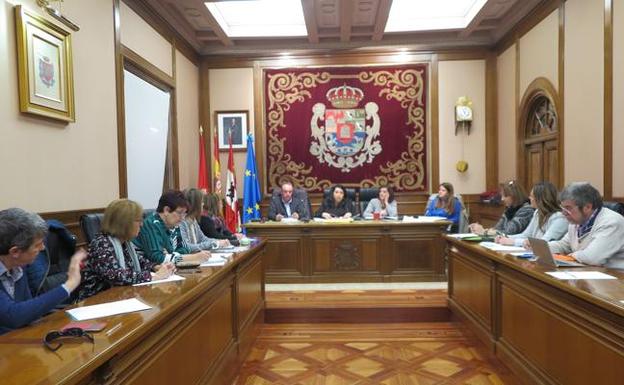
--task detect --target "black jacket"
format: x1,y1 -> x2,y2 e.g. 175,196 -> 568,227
268,196 -> 310,220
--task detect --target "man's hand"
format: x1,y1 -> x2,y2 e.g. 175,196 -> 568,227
275,214 -> 284,221
322,212 -> 332,219
64,249 -> 88,292
292,212 -> 299,219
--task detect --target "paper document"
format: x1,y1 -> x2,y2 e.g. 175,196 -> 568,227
448,233 -> 479,239
133,274 -> 185,286
546,271 -> 617,280
479,242 -> 527,253
66,298 -> 152,321
402,216 -> 446,223
281,217 -> 300,223
200,254 -> 232,267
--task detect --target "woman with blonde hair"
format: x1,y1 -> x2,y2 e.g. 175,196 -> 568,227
180,189 -> 229,251
200,193 -> 242,244
469,180 -> 535,236
76,199 -> 175,301
496,181 -> 567,246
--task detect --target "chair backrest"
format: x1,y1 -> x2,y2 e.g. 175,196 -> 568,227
26,220 -> 77,296
143,208 -> 156,219
359,188 -> 379,214
603,201 -> 624,217
80,213 -> 104,245
426,193 -> 469,233
323,188 -> 357,202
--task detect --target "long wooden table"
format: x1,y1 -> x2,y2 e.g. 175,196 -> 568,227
445,236 -> 624,385
0,241 -> 266,385
245,220 -> 449,283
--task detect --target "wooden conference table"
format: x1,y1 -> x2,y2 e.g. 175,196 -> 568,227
0,240 -> 266,385
245,219 -> 450,283
445,236 -> 624,385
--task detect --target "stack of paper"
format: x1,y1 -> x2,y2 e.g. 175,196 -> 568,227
402,216 -> 446,223
479,242 -> 527,253
201,253 -> 231,267
281,217 -> 300,224
447,233 -> 479,239
66,298 -> 152,321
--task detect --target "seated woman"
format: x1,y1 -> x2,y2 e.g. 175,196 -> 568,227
0,208 -> 86,335
76,199 -> 175,301
134,190 -> 210,265
315,184 -> 356,219
200,193 -> 242,245
496,181 -> 567,247
469,180 -> 535,236
181,189 -> 229,250
424,182 -> 462,232
363,185 -> 398,218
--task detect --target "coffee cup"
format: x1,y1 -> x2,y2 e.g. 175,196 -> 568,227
373,211 -> 381,220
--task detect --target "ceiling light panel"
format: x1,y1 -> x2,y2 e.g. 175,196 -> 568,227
205,0 -> 307,37
385,0 -> 488,32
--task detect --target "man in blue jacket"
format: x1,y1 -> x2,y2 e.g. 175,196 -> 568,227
0,208 -> 86,335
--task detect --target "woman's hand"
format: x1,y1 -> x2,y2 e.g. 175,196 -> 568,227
343,212 -> 352,218
152,262 -> 175,281
187,250 -> 210,263
469,223 -> 485,235
495,236 -> 514,245
322,212 -> 332,219
218,239 -> 231,247
234,233 -> 244,240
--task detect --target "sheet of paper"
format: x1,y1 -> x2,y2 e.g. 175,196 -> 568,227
479,242 -> 527,253
133,274 -> 185,286
281,217 -> 300,223
66,298 -> 152,321
447,233 -> 479,239
546,271 -> 617,280
200,254 -> 231,267
402,216 -> 446,223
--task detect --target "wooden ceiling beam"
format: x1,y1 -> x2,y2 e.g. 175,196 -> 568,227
301,0 -> 319,43
458,1 -> 491,38
340,0 -> 353,42
191,0 -> 234,46
372,0 -> 392,41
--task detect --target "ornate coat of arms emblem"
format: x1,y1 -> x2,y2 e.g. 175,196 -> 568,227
38,55 -> 55,88
310,84 -> 381,172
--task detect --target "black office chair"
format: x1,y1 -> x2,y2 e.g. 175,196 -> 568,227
322,188 -> 357,202
80,213 -> 104,245
358,188 -> 379,214
603,201 -> 624,217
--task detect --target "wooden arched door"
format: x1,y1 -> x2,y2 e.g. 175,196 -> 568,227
518,78 -> 562,190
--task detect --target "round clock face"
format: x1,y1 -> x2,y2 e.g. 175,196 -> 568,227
456,106 -> 472,121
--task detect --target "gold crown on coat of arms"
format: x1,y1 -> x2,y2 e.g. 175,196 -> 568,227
326,84 -> 364,108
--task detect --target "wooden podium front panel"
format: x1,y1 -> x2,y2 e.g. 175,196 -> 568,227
245,221 -> 449,283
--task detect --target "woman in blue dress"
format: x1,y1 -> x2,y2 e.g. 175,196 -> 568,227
425,182 -> 462,232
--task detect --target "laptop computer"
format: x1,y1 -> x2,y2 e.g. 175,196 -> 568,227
528,237 -> 585,268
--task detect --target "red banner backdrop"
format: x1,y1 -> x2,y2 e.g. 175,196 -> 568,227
264,64 -> 428,193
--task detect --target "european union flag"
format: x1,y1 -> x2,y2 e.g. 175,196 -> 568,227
242,134 -> 262,230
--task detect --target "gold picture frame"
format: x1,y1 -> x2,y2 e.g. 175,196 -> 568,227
15,5 -> 75,122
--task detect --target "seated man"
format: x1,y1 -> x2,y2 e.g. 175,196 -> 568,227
548,182 -> 624,269
268,182 -> 310,221
0,208 -> 86,335
134,191 -> 210,264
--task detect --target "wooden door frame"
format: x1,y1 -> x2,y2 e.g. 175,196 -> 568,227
516,77 -> 563,190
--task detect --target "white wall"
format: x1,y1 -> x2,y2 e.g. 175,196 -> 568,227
497,45 -> 516,182
438,60 -> 487,194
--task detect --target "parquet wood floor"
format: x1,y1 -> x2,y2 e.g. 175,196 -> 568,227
235,323 -> 518,385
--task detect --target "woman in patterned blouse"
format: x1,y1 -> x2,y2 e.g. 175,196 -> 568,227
76,199 -> 175,301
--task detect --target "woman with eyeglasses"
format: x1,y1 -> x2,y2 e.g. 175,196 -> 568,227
76,199 -> 175,301
469,180 -> 535,236
495,181 -> 568,247
133,190 -> 211,265
315,184 -> 356,219
180,189 -> 230,251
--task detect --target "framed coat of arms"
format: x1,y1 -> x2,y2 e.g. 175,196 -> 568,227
15,5 -> 75,122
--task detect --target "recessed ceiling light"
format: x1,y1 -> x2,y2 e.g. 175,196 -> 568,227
385,0 -> 488,33
205,0 -> 307,38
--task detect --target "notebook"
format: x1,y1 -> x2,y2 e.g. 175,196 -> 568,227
528,237 -> 584,268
